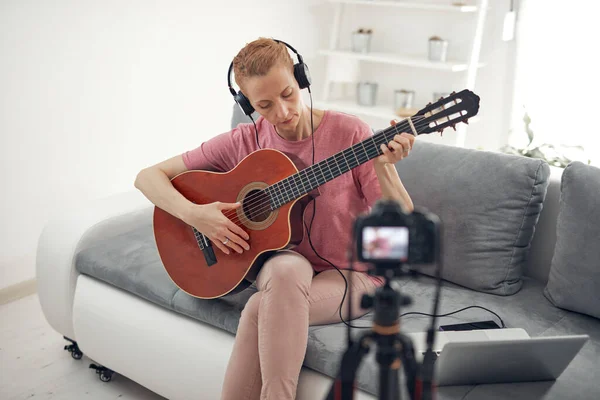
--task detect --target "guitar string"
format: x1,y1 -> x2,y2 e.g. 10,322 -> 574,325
216,114 -> 461,229
218,114 -> 448,224
221,111 -> 468,227
217,115 -> 433,226
197,111 -> 467,242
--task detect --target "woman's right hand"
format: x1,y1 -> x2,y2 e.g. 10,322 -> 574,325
185,202 -> 250,255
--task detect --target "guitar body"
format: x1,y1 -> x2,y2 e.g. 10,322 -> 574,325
153,149 -> 313,299
152,89 -> 481,299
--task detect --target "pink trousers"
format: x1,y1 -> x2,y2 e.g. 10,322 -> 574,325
220,250 -> 379,400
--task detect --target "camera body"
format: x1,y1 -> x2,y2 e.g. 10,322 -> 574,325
354,199 -> 440,269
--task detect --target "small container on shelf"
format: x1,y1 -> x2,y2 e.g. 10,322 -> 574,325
357,82 -> 378,106
394,89 -> 418,117
351,28 -> 373,53
394,89 -> 415,109
428,36 -> 449,62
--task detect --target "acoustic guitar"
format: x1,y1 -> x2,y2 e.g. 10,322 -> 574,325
153,90 -> 480,299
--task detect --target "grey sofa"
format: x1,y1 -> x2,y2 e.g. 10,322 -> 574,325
36,107 -> 600,399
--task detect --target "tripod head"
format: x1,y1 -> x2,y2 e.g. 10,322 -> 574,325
361,274 -> 413,329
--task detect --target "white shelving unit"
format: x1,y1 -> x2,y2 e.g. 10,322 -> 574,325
318,0 -> 489,147
328,0 -> 478,13
318,49 -> 479,71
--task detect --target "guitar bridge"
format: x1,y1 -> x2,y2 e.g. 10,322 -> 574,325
193,227 -> 217,267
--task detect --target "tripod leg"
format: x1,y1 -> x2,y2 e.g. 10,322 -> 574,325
378,360 -> 401,400
397,333 -> 418,400
325,333 -> 373,400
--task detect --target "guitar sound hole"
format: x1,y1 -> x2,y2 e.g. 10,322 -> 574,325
242,189 -> 272,223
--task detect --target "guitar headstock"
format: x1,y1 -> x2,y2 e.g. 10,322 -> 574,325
413,89 -> 480,135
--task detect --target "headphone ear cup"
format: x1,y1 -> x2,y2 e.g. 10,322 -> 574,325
234,91 -> 255,116
294,63 -> 312,90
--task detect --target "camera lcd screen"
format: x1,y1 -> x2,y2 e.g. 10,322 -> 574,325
361,226 -> 409,261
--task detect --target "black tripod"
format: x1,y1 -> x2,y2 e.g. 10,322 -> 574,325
325,268 -> 423,400
327,262 -> 437,400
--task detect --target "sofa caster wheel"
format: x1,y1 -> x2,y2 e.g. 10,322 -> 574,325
63,336 -> 83,360
100,371 -> 113,382
89,363 -> 114,382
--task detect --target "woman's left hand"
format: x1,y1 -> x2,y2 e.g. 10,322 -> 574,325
376,119 -> 416,165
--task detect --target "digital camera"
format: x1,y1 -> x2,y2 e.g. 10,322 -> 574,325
354,200 -> 441,268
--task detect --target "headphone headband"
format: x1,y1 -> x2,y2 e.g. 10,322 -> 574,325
227,38 -> 311,116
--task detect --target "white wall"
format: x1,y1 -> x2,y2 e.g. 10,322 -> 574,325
0,0 -> 515,289
0,0 -> 326,289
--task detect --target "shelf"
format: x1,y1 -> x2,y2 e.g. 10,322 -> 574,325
316,100 -> 403,121
319,49 -> 476,72
328,0 -> 478,13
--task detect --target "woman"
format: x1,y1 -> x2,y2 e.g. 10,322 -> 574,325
134,37 -> 415,400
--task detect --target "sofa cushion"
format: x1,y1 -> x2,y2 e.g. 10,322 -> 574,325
544,161 -> 600,320
395,141 -> 550,295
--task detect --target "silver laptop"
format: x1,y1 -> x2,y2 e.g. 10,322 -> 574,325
407,328 -> 588,386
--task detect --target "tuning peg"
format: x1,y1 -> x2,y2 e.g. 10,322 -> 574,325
452,124 -> 457,131
451,91 -> 456,95
463,119 -> 469,125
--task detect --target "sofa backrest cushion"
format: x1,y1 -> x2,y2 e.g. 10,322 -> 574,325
395,141 -> 550,295
544,161 -> 600,319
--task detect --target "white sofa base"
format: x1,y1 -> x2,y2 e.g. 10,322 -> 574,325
73,275 -> 376,400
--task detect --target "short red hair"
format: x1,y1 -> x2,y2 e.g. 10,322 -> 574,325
233,38 -> 293,90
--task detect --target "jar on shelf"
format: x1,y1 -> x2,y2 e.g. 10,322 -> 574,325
352,28 -> 373,53
394,89 -> 415,110
428,36 -> 449,62
357,82 -> 378,106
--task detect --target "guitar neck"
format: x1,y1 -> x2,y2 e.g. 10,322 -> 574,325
266,116 -> 426,209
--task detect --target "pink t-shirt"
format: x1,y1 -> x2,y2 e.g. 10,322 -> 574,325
182,110 -> 384,284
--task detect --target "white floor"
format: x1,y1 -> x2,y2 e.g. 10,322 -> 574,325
0,294 -> 166,400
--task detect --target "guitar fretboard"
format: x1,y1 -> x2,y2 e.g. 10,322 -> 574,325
264,116 -> 426,210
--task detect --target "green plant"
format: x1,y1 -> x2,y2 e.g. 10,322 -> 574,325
501,111 -> 590,168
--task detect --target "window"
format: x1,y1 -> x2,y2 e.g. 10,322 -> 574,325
509,1 -> 600,166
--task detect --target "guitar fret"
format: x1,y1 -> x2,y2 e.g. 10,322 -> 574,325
339,151 -> 351,173
366,139 -> 379,159
381,128 -> 391,144
315,164 -> 323,186
350,147 -> 361,168
290,174 -> 302,198
350,149 -> 360,168
277,181 -> 286,205
317,161 -> 327,184
291,176 -> 300,200
264,186 -> 274,210
282,178 -> 292,204
307,166 -> 319,190
371,136 -> 383,157
333,155 -> 344,176
291,176 -> 301,199
300,169 -> 311,193
273,182 -> 282,208
324,158 -> 334,181
359,141 -> 369,162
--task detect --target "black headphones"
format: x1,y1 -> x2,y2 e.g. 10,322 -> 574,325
227,39 -> 312,116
